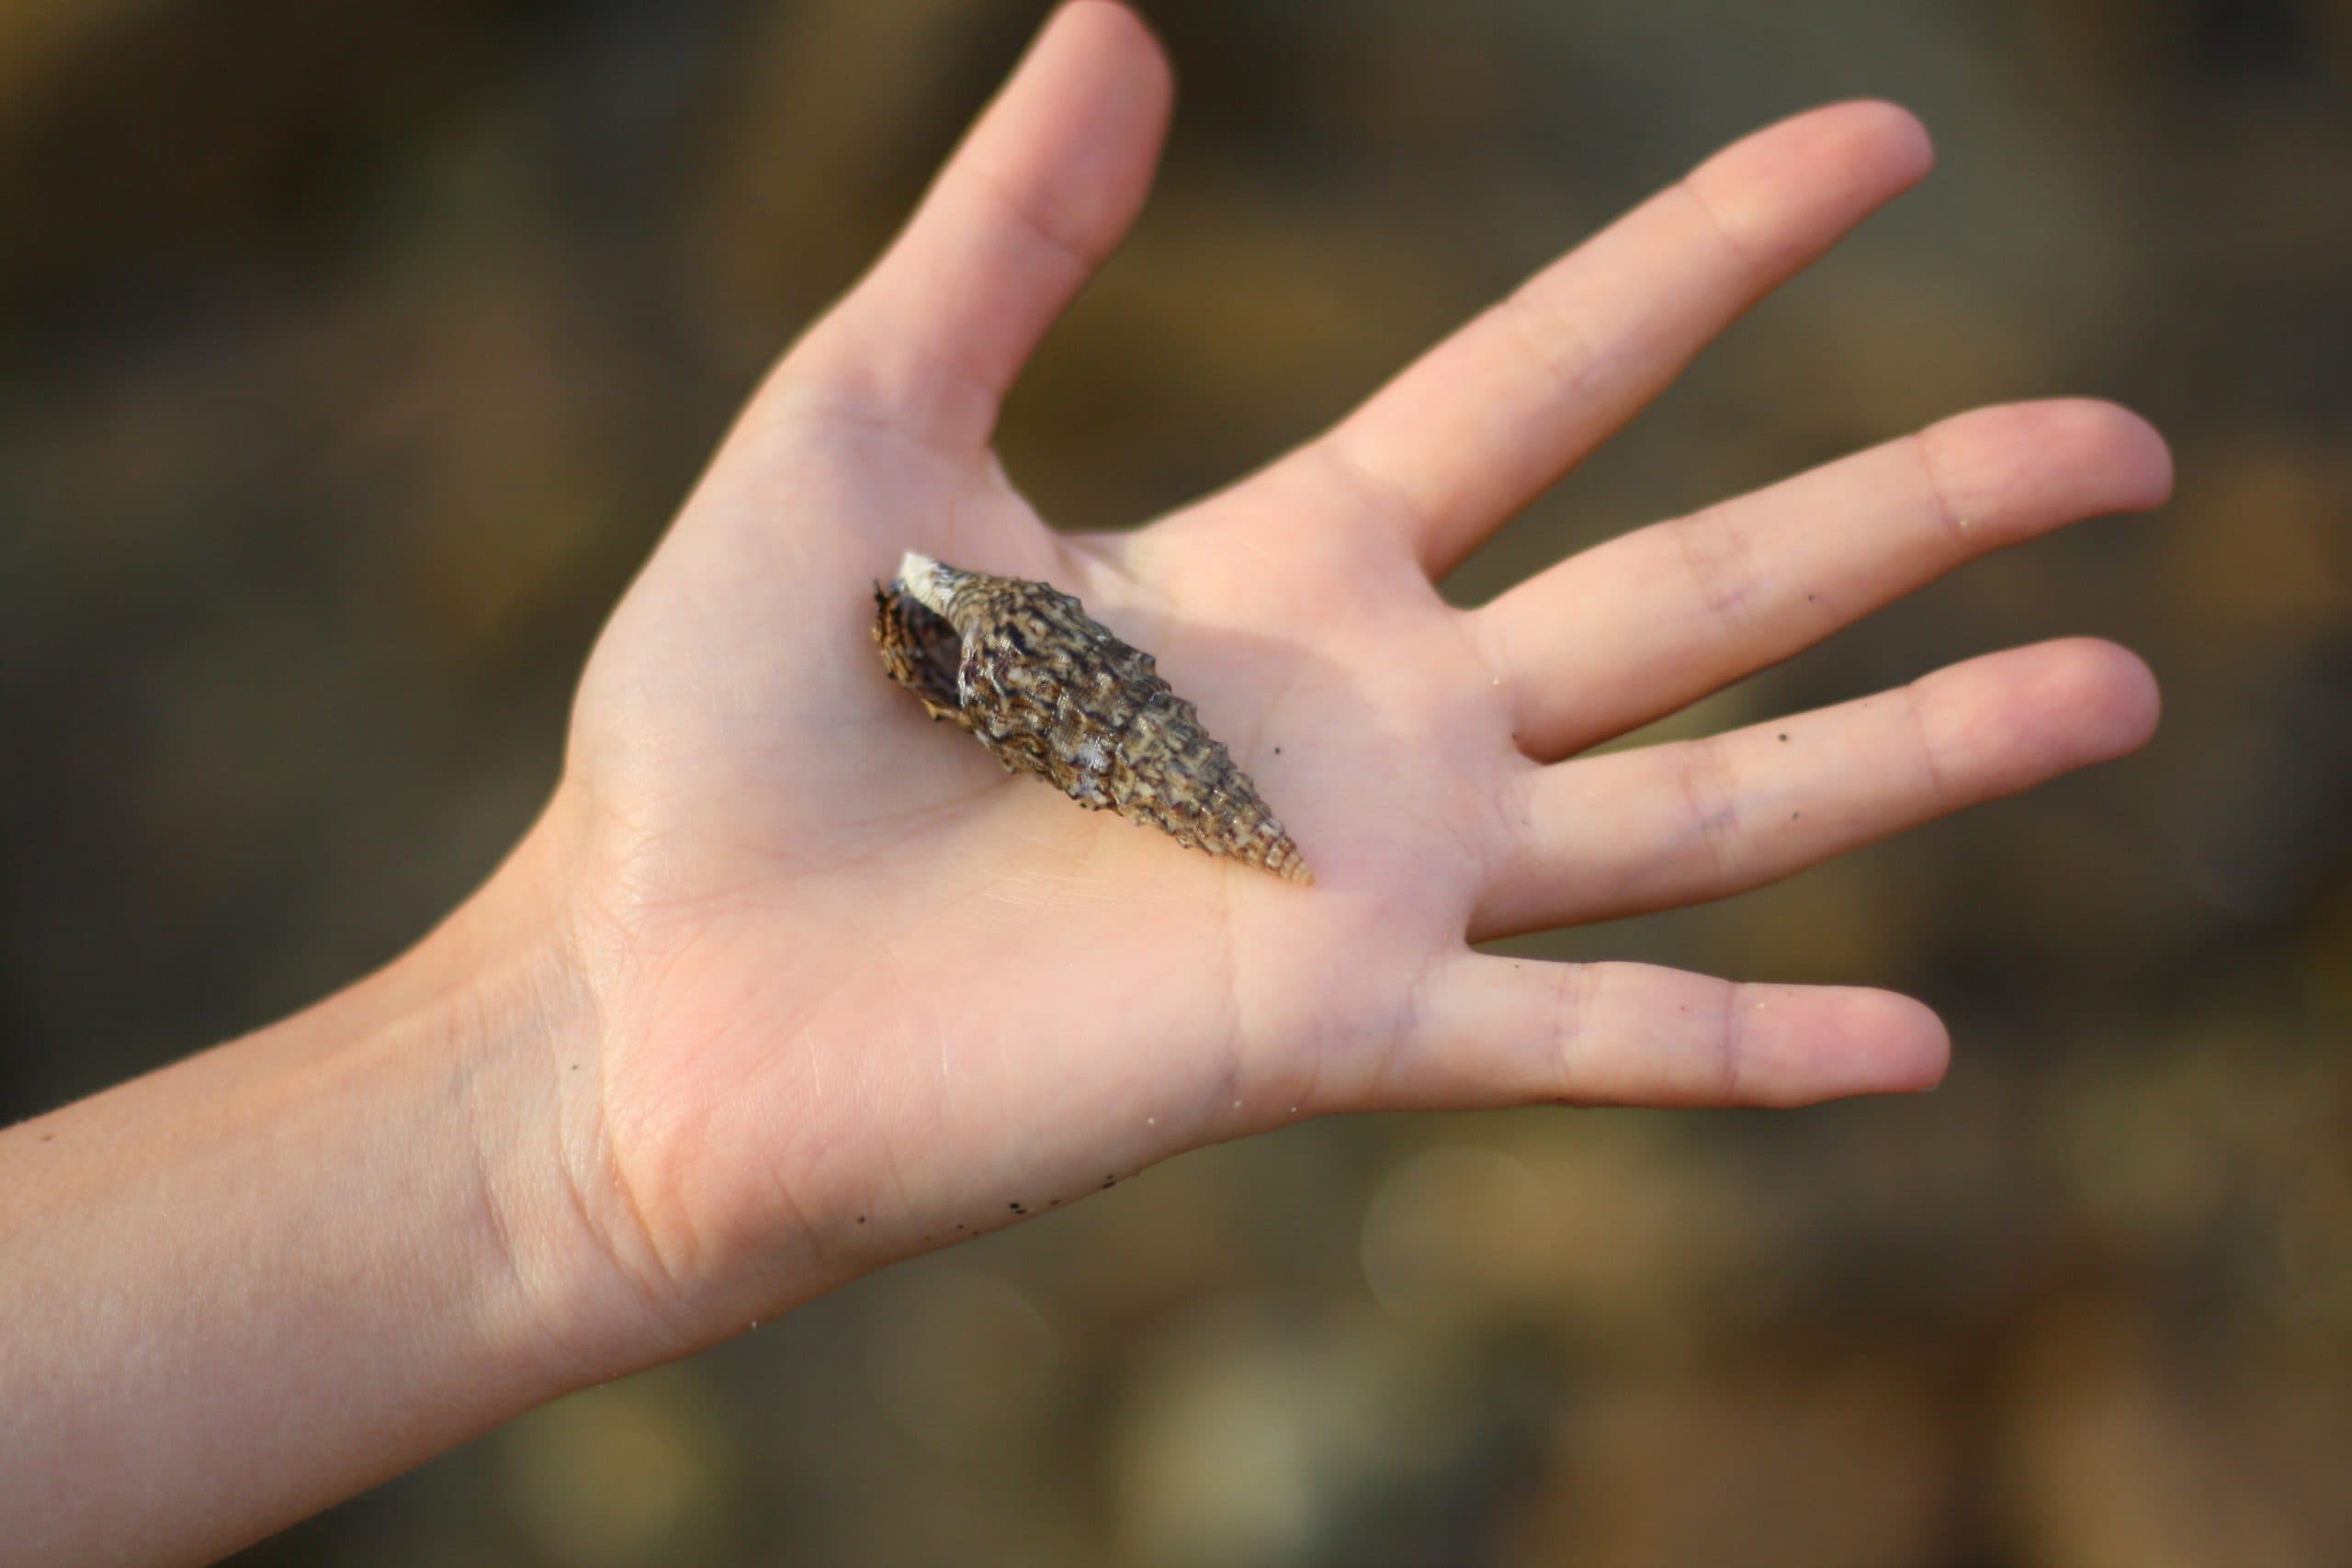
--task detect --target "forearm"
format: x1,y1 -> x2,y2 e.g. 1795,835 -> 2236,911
0,832 -> 638,1567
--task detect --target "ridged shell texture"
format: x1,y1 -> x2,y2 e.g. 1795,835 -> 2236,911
873,552 -> 1310,884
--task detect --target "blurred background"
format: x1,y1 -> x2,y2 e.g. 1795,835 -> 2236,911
3,0 -> 2348,1562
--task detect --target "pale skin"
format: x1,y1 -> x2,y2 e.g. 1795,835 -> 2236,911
0,6 -> 2175,1564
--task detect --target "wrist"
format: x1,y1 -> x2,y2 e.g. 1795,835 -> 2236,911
401,798 -> 702,1393
0,796 -> 684,1562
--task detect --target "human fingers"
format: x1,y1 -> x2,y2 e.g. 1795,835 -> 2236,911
789,2 -> 1172,450
1471,637 -> 2160,938
1476,399 -> 2173,760
1266,102 -> 1931,577
1360,955 -> 1949,1110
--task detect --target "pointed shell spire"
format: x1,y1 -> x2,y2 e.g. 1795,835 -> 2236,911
874,553 -> 1311,884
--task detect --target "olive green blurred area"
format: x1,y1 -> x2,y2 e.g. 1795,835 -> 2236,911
5,0 -> 2350,1562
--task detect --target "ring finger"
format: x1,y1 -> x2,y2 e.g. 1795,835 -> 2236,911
1470,637 -> 2160,940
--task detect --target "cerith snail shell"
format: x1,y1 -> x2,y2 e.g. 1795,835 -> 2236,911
872,551 -> 1311,885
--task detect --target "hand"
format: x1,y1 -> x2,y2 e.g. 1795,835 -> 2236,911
529,2 -> 2170,1351
0,7 -> 2176,1557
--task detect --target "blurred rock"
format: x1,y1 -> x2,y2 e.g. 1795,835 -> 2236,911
864,1264 -> 1069,1460
494,1364 -> 741,1568
1510,1350 -> 1957,1568
1112,1295 -> 1551,1568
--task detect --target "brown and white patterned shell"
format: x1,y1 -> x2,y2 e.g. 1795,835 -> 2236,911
873,552 -> 1311,885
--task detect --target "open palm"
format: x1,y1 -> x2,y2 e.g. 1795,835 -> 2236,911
536,5 -> 2168,1344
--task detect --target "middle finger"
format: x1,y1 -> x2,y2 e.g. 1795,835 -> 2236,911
1473,398 -> 2171,761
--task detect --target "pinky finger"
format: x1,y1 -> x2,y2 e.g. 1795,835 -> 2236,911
1384,956 -> 1949,1110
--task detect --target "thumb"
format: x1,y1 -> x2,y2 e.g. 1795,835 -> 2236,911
797,2 -> 1173,451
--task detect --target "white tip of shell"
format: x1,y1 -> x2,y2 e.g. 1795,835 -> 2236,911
897,551 -> 953,615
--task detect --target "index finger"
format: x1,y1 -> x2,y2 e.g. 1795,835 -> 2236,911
1274,102 -> 1933,577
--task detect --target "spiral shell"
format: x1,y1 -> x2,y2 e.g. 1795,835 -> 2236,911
873,552 -> 1311,884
